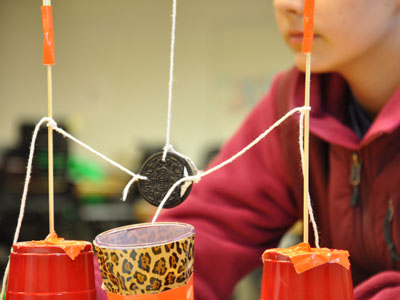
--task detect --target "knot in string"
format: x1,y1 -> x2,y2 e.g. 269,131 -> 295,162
46,119 -> 57,129
191,172 -> 202,184
162,144 -> 174,161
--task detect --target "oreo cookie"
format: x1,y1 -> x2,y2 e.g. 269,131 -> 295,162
138,152 -> 193,208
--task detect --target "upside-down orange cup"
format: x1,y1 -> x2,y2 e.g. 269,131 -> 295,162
6,240 -> 96,299
260,243 -> 354,300
94,222 -> 195,300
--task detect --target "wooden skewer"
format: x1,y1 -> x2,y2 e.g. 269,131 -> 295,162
47,65 -> 55,234
42,0 -> 54,234
303,52 -> 311,244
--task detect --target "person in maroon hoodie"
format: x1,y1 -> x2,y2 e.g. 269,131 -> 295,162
155,0 -> 400,299
92,0 -> 400,299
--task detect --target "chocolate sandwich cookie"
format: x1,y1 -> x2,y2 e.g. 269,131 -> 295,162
138,152 -> 193,208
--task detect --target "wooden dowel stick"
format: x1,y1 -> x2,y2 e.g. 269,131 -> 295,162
303,52 -> 311,244
47,65 -> 55,234
42,0 -> 54,234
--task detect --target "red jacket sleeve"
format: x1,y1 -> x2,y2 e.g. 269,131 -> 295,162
158,73 -> 300,300
354,271 -> 400,300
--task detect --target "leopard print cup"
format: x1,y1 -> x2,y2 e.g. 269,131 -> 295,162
94,222 -> 194,296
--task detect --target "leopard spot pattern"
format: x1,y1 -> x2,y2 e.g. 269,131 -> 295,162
95,233 -> 194,296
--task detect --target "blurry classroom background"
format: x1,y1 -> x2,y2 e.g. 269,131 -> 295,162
0,0 -> 292,298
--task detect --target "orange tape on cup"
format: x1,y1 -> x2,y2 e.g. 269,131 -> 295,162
302,0 -> 315,54
107,275 -> 194,300
262,243 -> 350,274
41,5 -> 55,65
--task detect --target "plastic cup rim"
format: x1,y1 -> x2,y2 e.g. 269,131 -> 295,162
11,250 -> 94,256
93,222 -> 194,250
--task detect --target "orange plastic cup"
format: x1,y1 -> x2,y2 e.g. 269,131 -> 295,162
106,274 -> 194,300
260,243 -> 354,300
6,242 -> 96,300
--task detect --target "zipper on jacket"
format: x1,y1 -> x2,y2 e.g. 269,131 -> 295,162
349,152 -> 362,206
383,198 -> 400,262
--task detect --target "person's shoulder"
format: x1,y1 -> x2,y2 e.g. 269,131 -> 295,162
239,67 -> 301,130
256,66 -> 300,111
273,66 -> 301,89
260,66 -> 300,105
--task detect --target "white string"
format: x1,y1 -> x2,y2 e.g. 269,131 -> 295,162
151,106 -> 311,223
152,174 -> 201,223
299,112 -> 320,248
152,106 -> 321,250
168,146 -> 201,176
0,116 -> 149,296
0,105 -> 317,294
202,106 -> 309,177
122,175 -> 143,201
50,123 -> 145,180
163,0 -> 177,161
0,261 -> 9,299
48,121 -> 148,201
0,116 -> 52,299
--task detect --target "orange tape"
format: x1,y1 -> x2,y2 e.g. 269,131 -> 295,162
17,232 -> 90,260
263,243 -> 350,274
107,275 -> 194,300
41,5 -> 55,65
302,0 -> 315,54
